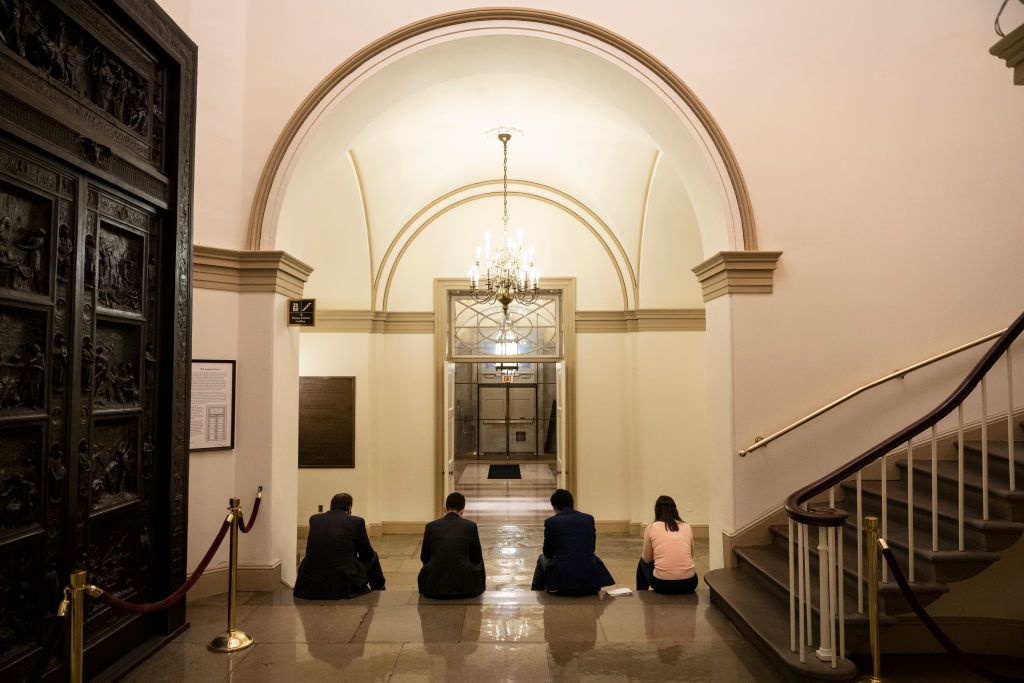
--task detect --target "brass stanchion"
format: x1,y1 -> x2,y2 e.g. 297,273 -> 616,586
208,498 -> 254,653
864,515 -> 883,683
69,570 -> 86,683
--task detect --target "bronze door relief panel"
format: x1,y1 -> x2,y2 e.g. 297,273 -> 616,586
0,0 -> 195,680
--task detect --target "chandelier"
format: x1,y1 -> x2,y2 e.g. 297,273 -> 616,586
469,133 -> 539,319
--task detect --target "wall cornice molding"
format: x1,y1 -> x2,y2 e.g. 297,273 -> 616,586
692,250 -> 782,302
307,308 -> 706,334
991,22 -> 1024,85
576,309 -> 705,333
310,310 -> 435,334
192,245 -> 313,298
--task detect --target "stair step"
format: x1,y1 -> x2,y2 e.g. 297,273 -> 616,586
900,460 -> 1024,522
767,523 -> 949,608
735,544 -> 867,624
706,567 -> 859,681
842,478 -> 1024,553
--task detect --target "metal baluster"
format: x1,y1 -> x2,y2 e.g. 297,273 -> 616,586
856,471 -> 863,614
1009,350 -> 1016,492
958,404 -> 965,552
931,425 -> 938,552
837,523 -> 845,659
798,521 -> 806,663
789,518 -> 796,653
907,436 -> 915,582
982,377 -> 989,521
828,526 -> 837,668
817,526 -> 831,661
881,452 -> 888,582
804,522 -> 813,647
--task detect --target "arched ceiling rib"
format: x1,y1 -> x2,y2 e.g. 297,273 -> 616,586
277,33 -> 708,310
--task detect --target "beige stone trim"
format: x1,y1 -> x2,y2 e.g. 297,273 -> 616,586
692,250 -> 782,302
308,308 -> 704,334
576,309 -> 705,333
595,520 -> 630,533
186,561 -> 282,601
192,246 -> 313,298
308,310 -> 434,334
247,8 -> 756,251
991,23 -> 1024,85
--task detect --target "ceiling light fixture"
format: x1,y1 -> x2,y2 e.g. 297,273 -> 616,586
469,133 -> 539,320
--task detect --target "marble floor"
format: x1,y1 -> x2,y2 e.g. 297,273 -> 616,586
126,525 -> 784,681
457,461 -> 559,525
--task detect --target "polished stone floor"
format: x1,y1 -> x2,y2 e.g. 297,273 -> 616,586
125,525 -> 784,681
457,461 -> 559,525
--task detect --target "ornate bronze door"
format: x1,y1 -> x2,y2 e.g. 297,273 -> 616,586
0,1 -> 195,680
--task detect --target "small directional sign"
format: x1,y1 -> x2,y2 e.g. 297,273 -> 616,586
288,299 -> 316,326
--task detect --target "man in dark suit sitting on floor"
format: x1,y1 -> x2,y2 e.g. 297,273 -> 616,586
418,491 -> 486,598
293,492 -> 386,599
531,488 -> 615,595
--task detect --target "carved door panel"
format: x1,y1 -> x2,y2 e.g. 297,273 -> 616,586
78,183 -> 161,648
0,137 -> 78,678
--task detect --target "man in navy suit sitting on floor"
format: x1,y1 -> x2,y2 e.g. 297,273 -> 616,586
531,488 -> 615,595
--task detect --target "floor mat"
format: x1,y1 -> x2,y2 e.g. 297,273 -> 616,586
487,464 -> 522,479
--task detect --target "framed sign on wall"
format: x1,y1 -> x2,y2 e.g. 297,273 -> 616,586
190,359 -> 237,451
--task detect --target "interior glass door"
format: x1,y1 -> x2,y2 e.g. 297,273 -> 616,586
478,384 -> 538,459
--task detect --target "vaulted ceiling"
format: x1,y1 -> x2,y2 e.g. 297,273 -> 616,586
274,34 -> 708,311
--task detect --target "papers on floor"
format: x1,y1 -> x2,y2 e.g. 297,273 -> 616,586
604,587 -> 633,597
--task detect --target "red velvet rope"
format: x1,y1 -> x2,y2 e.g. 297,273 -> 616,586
95,516 -> 231,615
239,493 -> 261,534
879,546 -> 1024,683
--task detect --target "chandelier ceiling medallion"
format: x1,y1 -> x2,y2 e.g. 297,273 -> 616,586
469,132 -> 540,321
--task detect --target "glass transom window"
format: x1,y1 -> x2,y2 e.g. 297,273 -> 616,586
449,292 -> 561,360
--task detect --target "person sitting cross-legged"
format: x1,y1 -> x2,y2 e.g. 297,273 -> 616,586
293,492 -> 386,599
636,495 -> 698,595
531,488 -> 615,595
417,491 -> 486,599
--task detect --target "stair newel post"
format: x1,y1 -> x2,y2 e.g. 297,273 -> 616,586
865,515 -> 883,683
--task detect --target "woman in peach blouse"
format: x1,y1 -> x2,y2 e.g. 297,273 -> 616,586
637,495 -> 698,594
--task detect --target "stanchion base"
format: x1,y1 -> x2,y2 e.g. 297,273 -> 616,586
207,629 -> 254,653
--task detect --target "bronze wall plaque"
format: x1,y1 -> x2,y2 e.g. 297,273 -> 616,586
299,376 -> 355,468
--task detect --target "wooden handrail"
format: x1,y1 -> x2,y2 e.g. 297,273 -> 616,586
740,329 -> 1006,457
786,309 -> 1024,527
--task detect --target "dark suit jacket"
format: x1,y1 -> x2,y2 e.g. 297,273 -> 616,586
293,510 -> 376,599
418,512 -> 486,597
540,508 -> 614,594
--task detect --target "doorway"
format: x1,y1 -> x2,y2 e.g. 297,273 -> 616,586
446,361 -> 565,523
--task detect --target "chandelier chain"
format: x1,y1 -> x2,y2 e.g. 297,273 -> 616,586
502,135 -> 509,230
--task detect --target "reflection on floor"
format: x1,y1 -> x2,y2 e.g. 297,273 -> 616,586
457,461 -> 557,525
129,527 -> 789,681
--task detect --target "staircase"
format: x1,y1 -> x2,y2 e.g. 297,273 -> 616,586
707,433 -> 1024,681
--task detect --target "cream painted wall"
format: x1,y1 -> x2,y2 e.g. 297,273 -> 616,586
297,334 -> 375,524
575,334 -> 630,520
188,289 -> 239,574
638,160 -> 704,308
377,335 -> 436,521
164,0 -> 1024,568
631,333 -> 709,527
